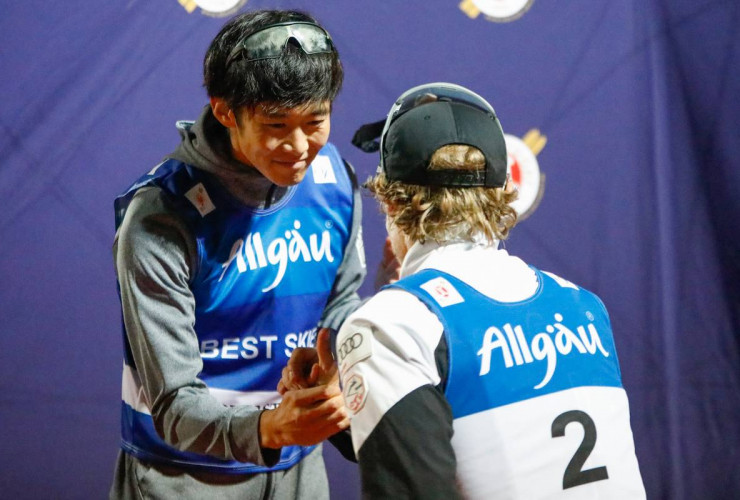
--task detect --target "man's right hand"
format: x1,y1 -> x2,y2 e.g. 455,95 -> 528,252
259,381 -> 349,448
261,329 -> 348,448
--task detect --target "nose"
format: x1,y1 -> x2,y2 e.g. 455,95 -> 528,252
282,127 -> 309,156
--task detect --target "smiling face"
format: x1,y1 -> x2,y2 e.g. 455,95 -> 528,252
211,97 -> 331,186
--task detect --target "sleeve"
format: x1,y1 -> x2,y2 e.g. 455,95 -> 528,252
114,186 -> 279,466
318,159 -> 367,331
336,290 -> 462,499
358,386 -> 460,500
327,429 -> 357,463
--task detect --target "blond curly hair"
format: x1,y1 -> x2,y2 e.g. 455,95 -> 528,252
365,145 -> 518,244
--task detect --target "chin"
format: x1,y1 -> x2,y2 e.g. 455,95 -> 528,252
273,170 -> 308,187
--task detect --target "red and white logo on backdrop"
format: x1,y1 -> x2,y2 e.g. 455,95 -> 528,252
459,0 -> 535,22
506,129 -> 546,221
177,0 -> 248,16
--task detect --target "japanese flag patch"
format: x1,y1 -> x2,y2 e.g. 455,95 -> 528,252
420,277 -> 464,307
184,183 -> 216,217
311,155 -> 337,184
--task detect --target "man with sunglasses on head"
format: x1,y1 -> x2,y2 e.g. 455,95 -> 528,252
325,83 -> 645,498
110,9 -> 367,499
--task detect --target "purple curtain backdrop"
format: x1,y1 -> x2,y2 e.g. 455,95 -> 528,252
1,1 -> 738,498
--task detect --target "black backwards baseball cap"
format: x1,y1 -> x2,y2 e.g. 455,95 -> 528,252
352,83 -> 508,188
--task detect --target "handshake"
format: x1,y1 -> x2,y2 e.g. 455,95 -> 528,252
259,238 -> 400,451
258,329 -> 348,449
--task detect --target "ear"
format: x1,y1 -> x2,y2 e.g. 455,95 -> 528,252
210,97 -> 237,129
383,201 -> 399,217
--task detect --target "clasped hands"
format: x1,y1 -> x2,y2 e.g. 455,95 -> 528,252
260,239 -> 401,450
259,328 -> 348,449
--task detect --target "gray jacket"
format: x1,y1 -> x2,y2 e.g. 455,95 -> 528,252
113,105 -> 365,470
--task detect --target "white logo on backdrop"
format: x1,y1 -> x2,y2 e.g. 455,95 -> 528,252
177,0 -> 248,17
459,0 -> 535,23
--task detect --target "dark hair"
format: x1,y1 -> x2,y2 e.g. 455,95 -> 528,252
203,10 -> 343,111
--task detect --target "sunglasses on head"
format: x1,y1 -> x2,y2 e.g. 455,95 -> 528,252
226,21 -> 334,68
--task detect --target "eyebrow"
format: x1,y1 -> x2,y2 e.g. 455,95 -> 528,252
260,104 -> 330,118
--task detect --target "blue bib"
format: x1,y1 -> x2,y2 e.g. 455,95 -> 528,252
115,143 -> 353,473
388,268 -> 623,419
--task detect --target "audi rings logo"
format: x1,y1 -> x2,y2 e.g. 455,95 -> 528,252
338,333 -> 363,361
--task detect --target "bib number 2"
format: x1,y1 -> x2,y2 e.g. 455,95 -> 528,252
551,410 -> 609,489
